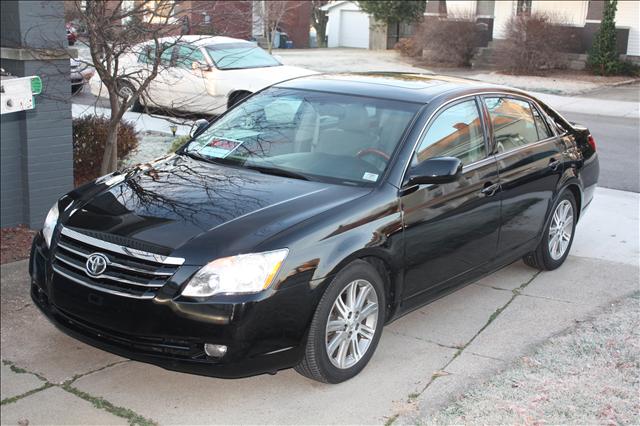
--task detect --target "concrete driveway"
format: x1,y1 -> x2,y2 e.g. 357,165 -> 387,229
1,187 -> 638,425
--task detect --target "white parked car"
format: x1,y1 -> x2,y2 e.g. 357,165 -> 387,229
89,35 -> 315,115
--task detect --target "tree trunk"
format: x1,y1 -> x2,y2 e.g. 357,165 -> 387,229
100,121 -> 120,175
267,27 -> 274,54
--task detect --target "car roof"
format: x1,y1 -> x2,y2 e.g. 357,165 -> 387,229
274,72 -> 521,104
151,35 -> 256,47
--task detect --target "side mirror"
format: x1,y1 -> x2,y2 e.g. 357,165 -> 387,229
405,157 -> 463,186
191,119 -> 209,137
191,61 -> 210,71
273,55 -> 283,63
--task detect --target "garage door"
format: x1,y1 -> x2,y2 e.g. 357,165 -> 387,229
339,10 -> 369,48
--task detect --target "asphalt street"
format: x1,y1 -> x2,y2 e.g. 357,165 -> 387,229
563,111 -> 639,193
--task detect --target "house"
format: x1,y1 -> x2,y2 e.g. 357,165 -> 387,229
175,0 -> 312,49
323,0 -> 639,59
322,1 -> 371,49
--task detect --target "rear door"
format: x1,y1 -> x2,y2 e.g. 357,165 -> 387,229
138,43 -> 175,110
481,96 -> 564,255
400,97 -> 501,305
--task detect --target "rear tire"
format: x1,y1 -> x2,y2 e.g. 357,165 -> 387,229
116,80 -> 143,112
295,260 -> 385,383
523,191 -> 577,270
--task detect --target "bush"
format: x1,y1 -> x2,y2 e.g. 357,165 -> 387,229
394,37 -> 422,57
613,60 -> 640,76
497,12 -> 578,74
416,13 -> 479,67
73,116 -> 138,186
167,135 -> 191,154
587,0 -> 619,75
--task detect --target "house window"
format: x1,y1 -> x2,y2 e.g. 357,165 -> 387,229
476,0 -> 495,17
586,0 -> 605,21
425,0 -> 447,16
516,0 -> 532,16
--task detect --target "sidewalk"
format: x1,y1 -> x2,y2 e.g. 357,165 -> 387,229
1,187 -> 638,425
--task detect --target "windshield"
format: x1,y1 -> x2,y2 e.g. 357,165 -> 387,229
205,43 -> 280,70
185,88 -> 420,185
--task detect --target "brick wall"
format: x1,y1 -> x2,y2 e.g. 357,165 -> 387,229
281,1 -> 311,48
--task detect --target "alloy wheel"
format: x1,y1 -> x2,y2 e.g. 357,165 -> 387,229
548,199 -> 574,260
117,83 -> 134,99
325,279 -> 378,369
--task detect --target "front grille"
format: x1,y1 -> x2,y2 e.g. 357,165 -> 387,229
54,306 -> 206,359
52,226 -> 184,299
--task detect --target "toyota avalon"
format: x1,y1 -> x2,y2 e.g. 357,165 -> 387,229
30,73 -> 599,383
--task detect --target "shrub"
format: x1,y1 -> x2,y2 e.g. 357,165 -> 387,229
73,115 -> 138,186
497,12 -> 578,74
588,0 -> 619,75
394,37 -> 422,57
167,135 -> 191,154
416,12 -> 479,67
613,60 -> 640,76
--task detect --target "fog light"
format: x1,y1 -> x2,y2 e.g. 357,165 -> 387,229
204,343 -> 227,358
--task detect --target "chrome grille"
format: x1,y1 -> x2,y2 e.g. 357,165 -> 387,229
52,226 -> 184,299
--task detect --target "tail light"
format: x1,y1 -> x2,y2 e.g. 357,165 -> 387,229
587,134 -> 596,151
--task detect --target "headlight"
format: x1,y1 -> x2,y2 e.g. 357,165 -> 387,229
181,249 -> 289,297
42,201 -> 59,247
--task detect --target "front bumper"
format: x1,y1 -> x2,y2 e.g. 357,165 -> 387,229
29,233 -> 315,378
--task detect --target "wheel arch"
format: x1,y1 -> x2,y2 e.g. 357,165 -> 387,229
316,248 -> 401,323
565,183 -> 582,222
227,90 -> 252,109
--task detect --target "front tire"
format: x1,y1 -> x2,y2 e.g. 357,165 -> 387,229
227,91 -> 251,109
524,190 -> 577,270
295,260 -> 385,383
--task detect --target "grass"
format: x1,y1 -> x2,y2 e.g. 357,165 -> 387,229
427,292 -> 640,424
62,384 -> 157,426
2,359 -> 155,425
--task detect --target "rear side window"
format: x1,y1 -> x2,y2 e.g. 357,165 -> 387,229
531,104 -> 553,139
484,97 -> 539,153
414,99 -> 486,166
138,43 -> 174,67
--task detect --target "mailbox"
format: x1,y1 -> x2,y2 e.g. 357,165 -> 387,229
1,75 -> 42,114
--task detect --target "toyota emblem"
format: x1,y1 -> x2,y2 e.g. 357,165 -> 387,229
85,253 -> 109,277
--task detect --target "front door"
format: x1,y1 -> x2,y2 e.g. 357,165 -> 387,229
169,44 -> 223,114
482,96 -> 565,255
401,98 -> 501,305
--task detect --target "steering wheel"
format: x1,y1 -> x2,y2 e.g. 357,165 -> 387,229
356,148 -> 390,162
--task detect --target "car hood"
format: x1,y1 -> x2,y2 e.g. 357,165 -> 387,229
64,155 -> 369,264
212,65 -> 317,92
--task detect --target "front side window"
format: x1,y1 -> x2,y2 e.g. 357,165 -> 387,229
205,43 -> 281,70
484,97 -> 538,154
184,88 -> 420,185
413,99 -> 486,166
174,45 -> 206,69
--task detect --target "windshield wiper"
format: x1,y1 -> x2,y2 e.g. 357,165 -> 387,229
245,165 -> 310,181
182,151 -> 238,166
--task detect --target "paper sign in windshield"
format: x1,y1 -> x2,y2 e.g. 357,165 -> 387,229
200,138 -> 243,158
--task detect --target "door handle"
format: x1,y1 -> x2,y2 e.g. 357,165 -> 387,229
481,182 -> 501,197
548,158 -> 560,171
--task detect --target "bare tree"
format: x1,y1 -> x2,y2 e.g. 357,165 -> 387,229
68,1 -> 191,174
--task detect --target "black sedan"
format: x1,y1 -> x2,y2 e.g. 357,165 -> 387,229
30,73 -> 598,383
